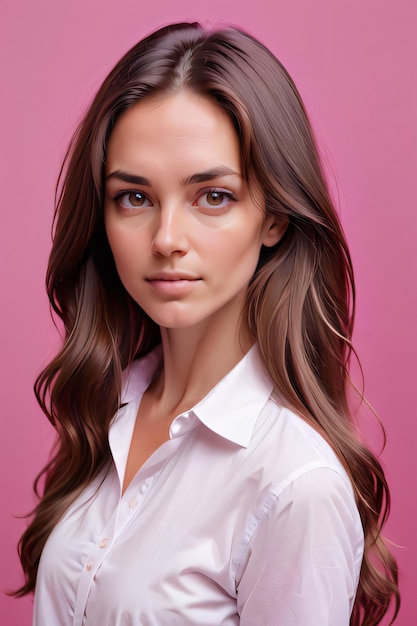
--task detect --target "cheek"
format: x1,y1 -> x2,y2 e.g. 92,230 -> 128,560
204,223 -> 263,267
105,221 -> 148,270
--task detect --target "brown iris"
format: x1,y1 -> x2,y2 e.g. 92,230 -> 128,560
206,190 -> 224,205
128,192 -> 147,206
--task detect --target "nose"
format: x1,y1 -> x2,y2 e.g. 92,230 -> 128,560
151,204 -> 188,257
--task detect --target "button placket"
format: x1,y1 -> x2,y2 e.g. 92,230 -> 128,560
75,429 -> 189,626
73,508 -> 119,626
124,480 -> 149,517
114,475 -> 155,541
99,537 -> 108,549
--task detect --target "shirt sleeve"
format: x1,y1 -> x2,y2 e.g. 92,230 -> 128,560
236,466 -> 364,626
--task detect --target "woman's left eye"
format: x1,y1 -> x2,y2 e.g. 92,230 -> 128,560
194,189 -> 235,211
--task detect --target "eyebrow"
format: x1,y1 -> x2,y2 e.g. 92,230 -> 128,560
183,166 -> 241,185
105,171 -> 151,186
105,166 -> 241,187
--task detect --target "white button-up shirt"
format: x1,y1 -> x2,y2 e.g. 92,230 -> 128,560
34,345 -> 364,625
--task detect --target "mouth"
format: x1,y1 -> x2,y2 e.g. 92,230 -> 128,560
146,273 -> 202,295
146,272 -> 201,282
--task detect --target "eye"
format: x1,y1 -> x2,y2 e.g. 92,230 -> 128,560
114,191 -> 152,210
194,188 -> 235,211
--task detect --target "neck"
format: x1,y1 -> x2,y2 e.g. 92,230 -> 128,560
147,312 -> 254,419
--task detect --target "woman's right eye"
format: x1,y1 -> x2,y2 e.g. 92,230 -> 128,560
114,191 -> 152,209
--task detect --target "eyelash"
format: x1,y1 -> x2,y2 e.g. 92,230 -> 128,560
112,188 -> 237,213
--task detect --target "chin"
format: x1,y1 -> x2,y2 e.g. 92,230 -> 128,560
152,316 -> 206,330
140,307 -> 206,330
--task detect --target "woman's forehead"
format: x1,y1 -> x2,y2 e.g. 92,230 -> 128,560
105,91 -> 243,180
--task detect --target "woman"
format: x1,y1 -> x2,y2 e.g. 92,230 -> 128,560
16,22 -> 399,624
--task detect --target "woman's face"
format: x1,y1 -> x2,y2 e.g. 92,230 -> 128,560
104,91 -> 282,331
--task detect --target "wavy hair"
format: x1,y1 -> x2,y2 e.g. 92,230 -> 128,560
16,22 -> 399,624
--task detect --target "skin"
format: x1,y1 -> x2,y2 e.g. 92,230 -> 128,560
104,91 -> 286,490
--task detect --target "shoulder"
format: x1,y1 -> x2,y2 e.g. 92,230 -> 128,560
235,455 -> 364,624
236,407 -> 364,597
229,398 -> 363,558
246,398 -> 354,498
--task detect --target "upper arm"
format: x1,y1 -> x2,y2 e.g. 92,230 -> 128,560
236,467 -> 364,626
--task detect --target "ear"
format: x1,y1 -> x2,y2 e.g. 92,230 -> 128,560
261,215 -> 288,247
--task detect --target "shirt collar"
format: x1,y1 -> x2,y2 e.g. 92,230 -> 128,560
192,344 -> 274,447
120,343 -> 274,448
121,345 -> 163,404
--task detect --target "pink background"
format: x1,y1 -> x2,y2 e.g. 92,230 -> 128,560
1,0 -> 416,623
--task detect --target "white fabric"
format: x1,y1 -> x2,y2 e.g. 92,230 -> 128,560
34,345 -> 364,625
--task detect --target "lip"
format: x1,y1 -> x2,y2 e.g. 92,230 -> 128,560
146,272 -> 202,296
146,271 -> 200,281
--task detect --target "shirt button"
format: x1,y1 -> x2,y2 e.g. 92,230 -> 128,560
99,538 -> 108,549
140,483 -> 148,495
171,422 -> 180,436
86,562 -> 93,571
129,498 -> 138,509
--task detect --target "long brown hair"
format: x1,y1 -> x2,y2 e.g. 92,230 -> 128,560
16,22 -> 399,623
